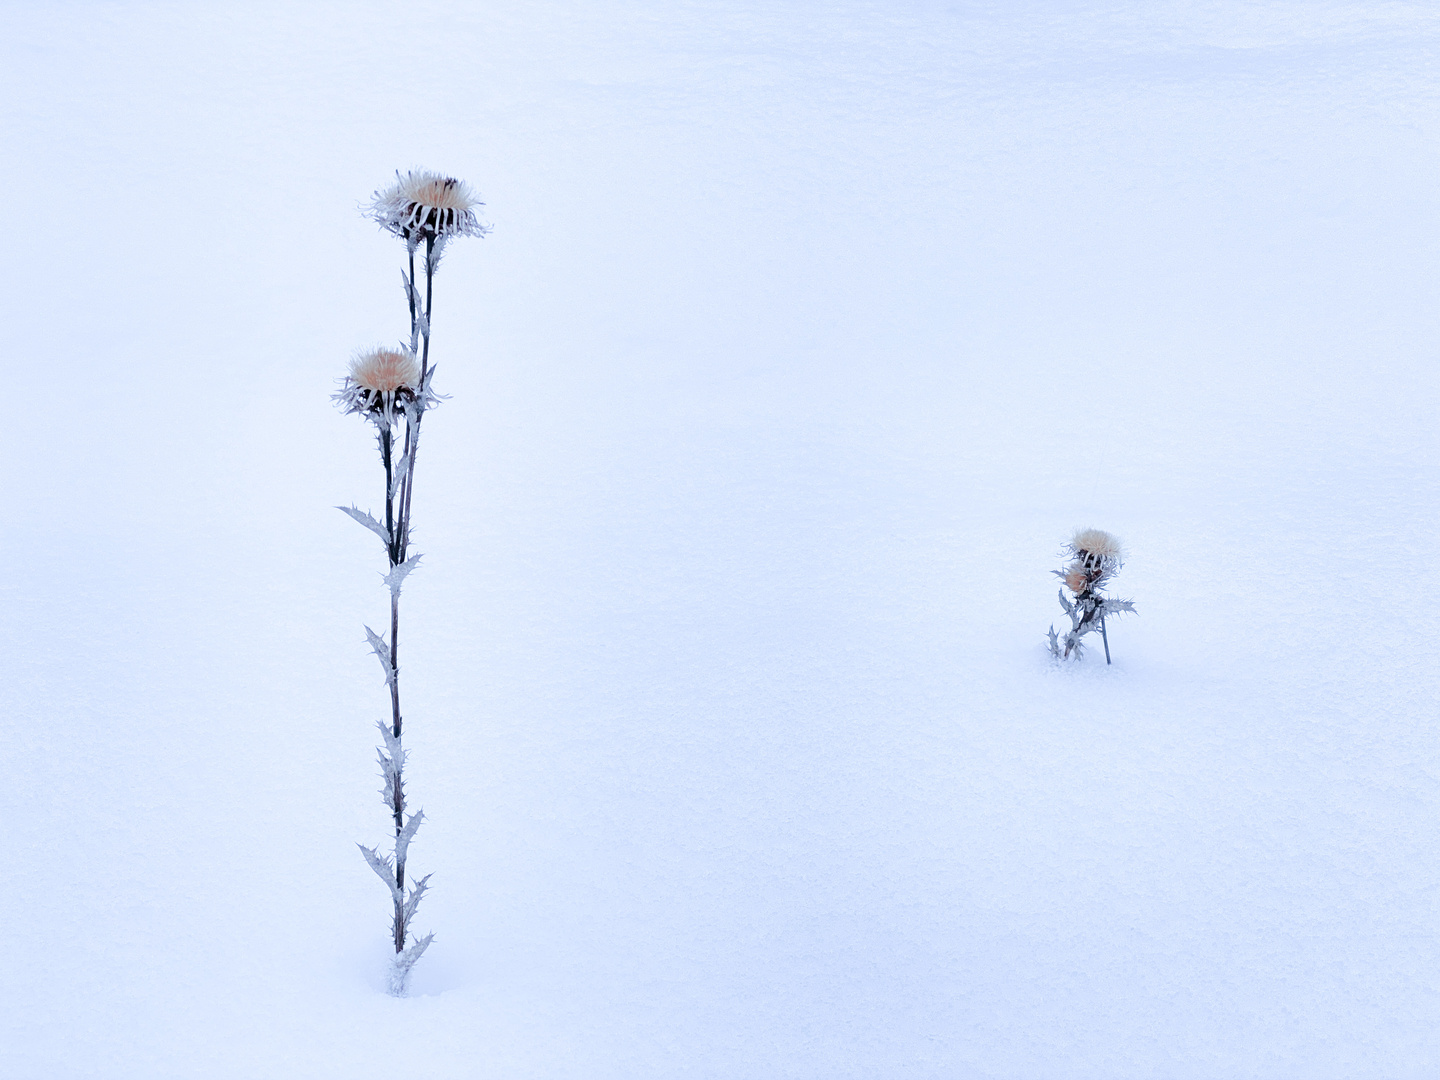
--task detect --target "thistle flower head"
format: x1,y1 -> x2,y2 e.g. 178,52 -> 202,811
1070,528 -> 1123,562
1059,528 -> 1124,593
369,170 -> 489,243
334,347 -> 433,427
351,348 -> 419,393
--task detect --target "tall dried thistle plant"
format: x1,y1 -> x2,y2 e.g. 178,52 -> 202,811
334,171 -> 489,995
1047,528 -> 1136,662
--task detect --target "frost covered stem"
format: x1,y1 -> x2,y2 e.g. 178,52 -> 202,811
394,241 -> 423,561
378,428 -> 403,735
407,247 -> 418,343
387,236 -> 441,950
381,436 -> 407,952
366,415 -> 410,956
399,235 -> 434,562
384,236 -> 439,954
421,234 -> 435,382
389,584 -> 404,953
381,428 -> 393,548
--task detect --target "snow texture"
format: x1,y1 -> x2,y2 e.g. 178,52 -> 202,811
4,1 -> 1440,1076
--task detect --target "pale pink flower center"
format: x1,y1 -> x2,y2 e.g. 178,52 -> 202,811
1071,529 -> 1121,560
404,176 -> 475,212
352,351 -> 418,393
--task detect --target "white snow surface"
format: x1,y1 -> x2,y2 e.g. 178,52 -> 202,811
4,2 -> 1440,1076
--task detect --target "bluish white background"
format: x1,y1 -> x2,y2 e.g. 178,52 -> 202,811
3,2 -> 1439,1076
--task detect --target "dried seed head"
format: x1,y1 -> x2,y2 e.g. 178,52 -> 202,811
350,348 -> 420,393
1059,527 -> 1124,589
333,347 -> 435,428
369,170 -> 490,242
1071,528 -> 1122,561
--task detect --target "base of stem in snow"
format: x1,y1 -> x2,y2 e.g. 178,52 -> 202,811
386,932 -> 435,997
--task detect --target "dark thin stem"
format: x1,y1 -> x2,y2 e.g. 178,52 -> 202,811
381,428 -> 396,563
389,591 -> 402,742
389,565 -> 405,954
395,245 -> 419,561
389,583 -> 406,958
388,236 -> 437,954
398,235 -> 434,563
381,234 -> 440,958
1101,617 -> 1111,664
407,247 -> 418,344
421,235 -> 434,382
380,425 -> 402,738
1064,588 -> 1097,660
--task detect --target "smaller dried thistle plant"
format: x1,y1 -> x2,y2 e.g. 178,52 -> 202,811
1047,528 -> 1136,662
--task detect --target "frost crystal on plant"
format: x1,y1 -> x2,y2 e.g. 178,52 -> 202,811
1047,528 -> 1136,662
368,170 -> 490,244
386,932 -> 434,996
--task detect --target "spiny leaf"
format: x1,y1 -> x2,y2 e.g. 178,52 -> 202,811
402,874 -> 432,924
426,235 -> 449,277
395,809 -> 425,865
376,719 -> 403,763
363,625 -> 396,689
376,747 -> 398,781
337,505 -> 392,549
386,931 -> 435,994
400,269 -> 420,310
358,844 -> 400,902
396,932 -> 433,971
383,554 -> 423,598
389,454 -> 409,501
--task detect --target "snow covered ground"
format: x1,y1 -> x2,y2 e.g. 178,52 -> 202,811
4,1 -> 1439,1075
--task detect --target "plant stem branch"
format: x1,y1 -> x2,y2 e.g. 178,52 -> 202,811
387,234 -> 436,952
398,235 -> 434,563
381,428 -> 396,562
